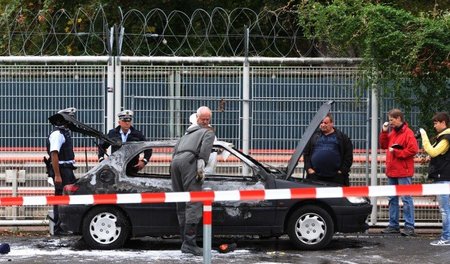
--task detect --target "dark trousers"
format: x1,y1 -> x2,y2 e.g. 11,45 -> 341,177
49,166 -> 76,231
306,172 -> 349,186
171,156 -> 203,226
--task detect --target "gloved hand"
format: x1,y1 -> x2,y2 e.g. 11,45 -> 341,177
382,122 -> 389,132
196,159 -> 205,183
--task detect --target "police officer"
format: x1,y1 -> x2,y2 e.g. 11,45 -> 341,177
46,107 -> 77,235
98,110 -> 152,175
171,106 -> 215,256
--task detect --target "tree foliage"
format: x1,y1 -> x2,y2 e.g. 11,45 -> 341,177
298,0 -> 450,129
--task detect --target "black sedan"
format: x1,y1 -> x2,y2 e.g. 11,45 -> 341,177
54,102 -> 371,250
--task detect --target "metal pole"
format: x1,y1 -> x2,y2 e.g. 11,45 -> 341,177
365,96 -> 370,185
114,26 -> 124,120
11,170 -> 18,221
106,25 -> 115,131
175,71 -> 182,137
106,58 -> 115,134
242,26 -> 250,176
114,57 -> 122,123
370,82 -> 379,226
118,56 -> 362,65
203,200 -> 212,264
169,71 -> 175,138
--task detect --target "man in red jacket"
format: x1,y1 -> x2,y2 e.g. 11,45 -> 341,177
379,109 -> 419,236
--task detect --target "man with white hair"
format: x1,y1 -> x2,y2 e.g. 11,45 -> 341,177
188,112 -> 218,174
171,106 -> 215,256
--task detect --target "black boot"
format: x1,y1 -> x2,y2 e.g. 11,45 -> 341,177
181,224 -> 202,256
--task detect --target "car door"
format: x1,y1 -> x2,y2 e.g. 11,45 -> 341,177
203,146 -> 277,235
118,144 -> 179,236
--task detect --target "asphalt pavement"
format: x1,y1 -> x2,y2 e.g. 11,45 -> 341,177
0,226 -> 449,264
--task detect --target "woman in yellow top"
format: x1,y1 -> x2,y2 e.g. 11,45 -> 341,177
419,112 -> 450,246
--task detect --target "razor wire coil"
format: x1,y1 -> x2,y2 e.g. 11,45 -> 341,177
0,6 -> 322,57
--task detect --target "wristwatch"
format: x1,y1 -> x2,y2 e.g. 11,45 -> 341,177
142,158 -> 148,165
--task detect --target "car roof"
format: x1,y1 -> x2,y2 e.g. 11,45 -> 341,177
117,140 -> 232,147
50,102 -> 333,180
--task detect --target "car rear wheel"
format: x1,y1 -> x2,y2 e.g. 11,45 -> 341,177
82,206 -> 130,250
287,205 -> 334,250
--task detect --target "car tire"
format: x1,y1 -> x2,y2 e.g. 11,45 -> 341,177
287,205 -> 334,250
82,206 -> 130,250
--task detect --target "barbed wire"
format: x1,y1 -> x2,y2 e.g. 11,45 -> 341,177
0,6 -> 323,57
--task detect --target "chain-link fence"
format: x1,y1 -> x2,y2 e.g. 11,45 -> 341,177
0,56 -> 438,226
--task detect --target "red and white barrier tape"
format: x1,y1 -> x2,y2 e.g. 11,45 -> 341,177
0,183 -> 449,207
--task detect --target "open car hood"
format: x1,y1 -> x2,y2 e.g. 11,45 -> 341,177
285,100 -> 334,180
48,113 -> 122,147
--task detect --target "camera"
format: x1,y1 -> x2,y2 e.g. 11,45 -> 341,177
414,129 -> 421,139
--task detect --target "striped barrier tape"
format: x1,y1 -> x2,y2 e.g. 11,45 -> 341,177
0,183 -> 449,207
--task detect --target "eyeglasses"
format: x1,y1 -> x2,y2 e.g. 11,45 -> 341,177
120,119 -> 131,122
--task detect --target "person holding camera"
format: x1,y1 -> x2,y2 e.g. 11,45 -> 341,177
379,108 -> 419,236
418,112 -> 450,246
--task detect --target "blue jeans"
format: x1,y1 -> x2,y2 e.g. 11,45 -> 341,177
387,177 -> 415,229
436,181 -> 450,240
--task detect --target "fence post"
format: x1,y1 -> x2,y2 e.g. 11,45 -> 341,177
370,83 -> 379,225
203,200 -> 212,264
106,54 -> 115,133
6,170 -> 18,220
242,26 -> 250,176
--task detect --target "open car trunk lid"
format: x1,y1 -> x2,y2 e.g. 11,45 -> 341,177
285,100 -> 334,180
48,113 -> 122,147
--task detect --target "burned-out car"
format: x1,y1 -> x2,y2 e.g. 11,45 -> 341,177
54,102 -> 372,250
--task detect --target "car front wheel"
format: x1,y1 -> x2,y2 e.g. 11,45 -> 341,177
82,206 -> 130,250
287,205 -> 334,250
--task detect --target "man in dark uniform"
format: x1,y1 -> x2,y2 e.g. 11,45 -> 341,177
46,107 -> 78,235
98,110 -> 152,175
304,113 -> 354,186
171,106 -> 215,256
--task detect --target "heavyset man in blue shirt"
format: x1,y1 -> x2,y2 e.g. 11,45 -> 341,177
304,113 -> 354,186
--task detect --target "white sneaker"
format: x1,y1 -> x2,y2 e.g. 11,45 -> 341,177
430,239 -> 450,246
